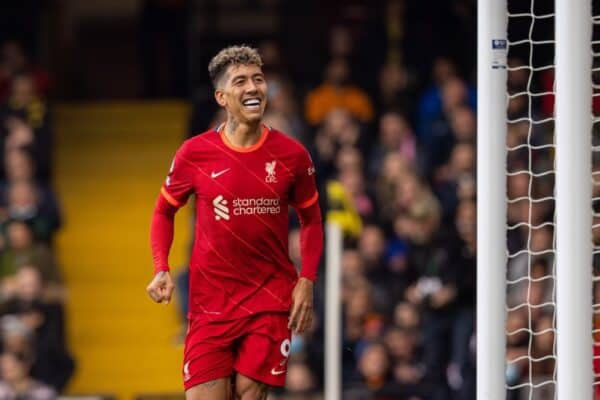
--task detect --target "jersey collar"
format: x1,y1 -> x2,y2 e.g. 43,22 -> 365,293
217,123 -> 270,153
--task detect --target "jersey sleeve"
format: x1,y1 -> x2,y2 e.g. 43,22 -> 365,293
161,143 -> 195,208
290,147 -> 318,209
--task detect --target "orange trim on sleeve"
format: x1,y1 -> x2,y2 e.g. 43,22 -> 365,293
161,187 -> 183,208
219,125 -> 270,153
294,192 -> 319,209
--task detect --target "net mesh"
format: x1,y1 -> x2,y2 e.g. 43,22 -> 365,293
506,1 -> 600,398
506,1 -> 557,398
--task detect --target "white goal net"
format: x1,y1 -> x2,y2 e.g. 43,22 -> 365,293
499,1 -> 600,399
505,1 -> 557,398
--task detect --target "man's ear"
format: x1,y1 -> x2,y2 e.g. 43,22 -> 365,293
214,89 -> 226,107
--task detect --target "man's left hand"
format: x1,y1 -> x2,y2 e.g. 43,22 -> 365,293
288,277 -> 314,334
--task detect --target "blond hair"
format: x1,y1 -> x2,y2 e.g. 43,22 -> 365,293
208,45 -> 263,88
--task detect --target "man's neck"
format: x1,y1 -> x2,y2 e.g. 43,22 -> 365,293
224,116 -> 262,148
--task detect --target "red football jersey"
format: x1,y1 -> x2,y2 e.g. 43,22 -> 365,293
161,125 -> 318,321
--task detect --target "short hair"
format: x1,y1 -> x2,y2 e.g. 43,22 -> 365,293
208,45 -> 263,88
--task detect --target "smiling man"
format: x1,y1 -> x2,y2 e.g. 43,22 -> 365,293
146,45 -> 323,400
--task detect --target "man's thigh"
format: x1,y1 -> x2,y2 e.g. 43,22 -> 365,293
183,317 -> 243,391
233,312 -> 291,388
186,377 -> 231,400
235,373 -> 268,400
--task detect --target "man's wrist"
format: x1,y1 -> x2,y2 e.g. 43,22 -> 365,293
154,266 -> 170,274
298,275 -> 315,284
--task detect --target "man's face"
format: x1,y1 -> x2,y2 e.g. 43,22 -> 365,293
215,64 -> 267,123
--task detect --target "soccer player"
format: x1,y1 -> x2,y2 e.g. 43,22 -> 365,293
146,45 -> 323,400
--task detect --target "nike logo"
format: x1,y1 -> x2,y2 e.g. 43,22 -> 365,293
270,367 -> 286,376
211,168 -> 230,179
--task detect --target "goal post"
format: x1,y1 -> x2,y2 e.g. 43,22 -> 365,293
478,0 -> 595,398
555,0 -> 593,398
476,0 -> 508,399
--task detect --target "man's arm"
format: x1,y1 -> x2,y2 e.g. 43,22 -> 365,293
288,201 -> 323,333
297,201 -> 323,282
147,144 -> 194,304
146,192 -> 178,304
150,194 -> 177,274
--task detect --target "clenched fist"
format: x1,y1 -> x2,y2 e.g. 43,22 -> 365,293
146,271 -> 175,304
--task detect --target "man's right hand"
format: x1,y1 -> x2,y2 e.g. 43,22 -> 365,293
146,271 -> 175,304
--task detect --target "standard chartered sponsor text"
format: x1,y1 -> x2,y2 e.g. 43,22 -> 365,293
232,197 -> 281,216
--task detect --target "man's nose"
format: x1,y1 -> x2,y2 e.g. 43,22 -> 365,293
245,80 -> 258,93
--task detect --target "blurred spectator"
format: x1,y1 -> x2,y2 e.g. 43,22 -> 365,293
259,40 -> 285,78
0,220 -> 60,283
0,40 -> 50,102
376,62 -> 417,119
358,225 -> 400,314
355,341 -> 391,390
374,152 -> 412,226
507,91 -> 528,121
1,149 -> 62,240
283,361 -> 318,400
264,77 -> 307,141
384,325 -> 426,399
368,111 -> 417,180
434,141 -> 476,222
328,25 -> 354,60
0,351 -> 56,399
338,167 -> 374,222
305,58 -> 374,126
507,225 -> 554,306
506,57 -> 529,101
358,226 -> 386,269
341,249 -> 365,283
313,109 -> 363,181
420,76 -> 473,177
0,266 -> 74,391
2,180 -> 61,242
417,57 -> 475,138
1,315 -> 33,356
1,74 -> 52,181
448,105 -> 476,143
393,302 -> 420,333
392,173 -> 441,245
506,309 -> 529,394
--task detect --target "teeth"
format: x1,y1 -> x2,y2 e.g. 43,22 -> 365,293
243,99 -> 260,106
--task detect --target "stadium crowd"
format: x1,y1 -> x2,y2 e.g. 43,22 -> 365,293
240,5 -> 562,399
0,40 -> 74,399
262,34 -> 480,400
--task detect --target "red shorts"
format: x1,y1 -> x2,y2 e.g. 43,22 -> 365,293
182,312 -> 291,390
